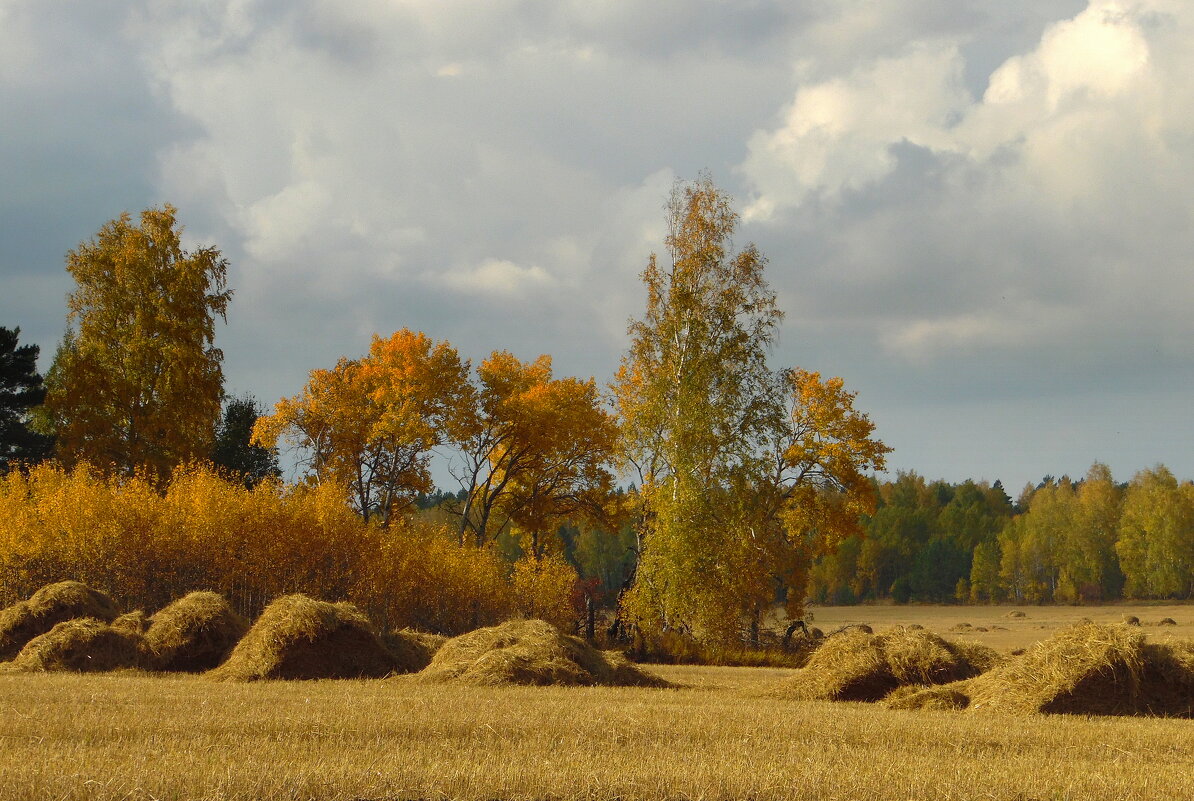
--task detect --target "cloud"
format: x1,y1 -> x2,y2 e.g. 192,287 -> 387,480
441,259 -> 554,295
740,0 -> 1194,397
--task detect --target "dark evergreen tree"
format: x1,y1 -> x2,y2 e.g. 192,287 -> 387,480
0,327 -> 53,473
212,394 -> 280,488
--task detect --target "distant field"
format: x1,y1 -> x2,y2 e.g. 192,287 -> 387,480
2,660 -> 1193,801
803,602 -> 1194,651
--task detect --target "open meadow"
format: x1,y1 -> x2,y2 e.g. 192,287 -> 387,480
2,603 -> 1192,801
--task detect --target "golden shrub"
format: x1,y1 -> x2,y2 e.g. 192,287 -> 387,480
0,463 -> 526,632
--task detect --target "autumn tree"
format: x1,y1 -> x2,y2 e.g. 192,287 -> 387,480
0,327 -> 53,473
615,176 -> 887,643
42,206 -> 231,481
1116,465 -> 1194,599
253,329 -> 470,526
449,351 -> 618,555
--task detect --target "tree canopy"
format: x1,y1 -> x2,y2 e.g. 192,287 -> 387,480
42,206 -> 231,481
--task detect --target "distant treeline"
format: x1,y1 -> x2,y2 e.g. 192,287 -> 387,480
808,464 -> 1194,605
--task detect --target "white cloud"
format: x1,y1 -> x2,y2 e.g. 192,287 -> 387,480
742,0 -> 1194,382
440,258 -> 555,295
742,42 -> 970,218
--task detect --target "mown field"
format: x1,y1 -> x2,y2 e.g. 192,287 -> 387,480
1,603 -> 1192,801
805,601 -> 1194,651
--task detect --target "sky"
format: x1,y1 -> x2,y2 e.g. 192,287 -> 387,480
3,0 -> 1194,495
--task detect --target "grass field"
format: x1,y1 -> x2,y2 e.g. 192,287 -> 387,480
1,603 -> 1192,801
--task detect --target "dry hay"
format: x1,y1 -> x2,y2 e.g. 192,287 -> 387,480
948,623 -> 973,633
881,682 -> 972,711
111,611 -> 151,635
383,629 -> 448,672
417,619 -> 671,687
966,622 -> 1194,717
782,626 -> 995,702
0,618 -> 146,673
146,591 -> 249,672
1123,614 -> 1142,626
1157,617 -> 1178,626
0,581 -> 119,661
1006,610 -> 1027,618
208,594 -> 398,681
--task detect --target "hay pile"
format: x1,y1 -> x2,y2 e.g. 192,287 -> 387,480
145,592 -> 249,672
966,622 -> 1194,717
112,610 -> 151,635
0,618 -> 146,673
0,581 -> 119,661
208,594 -> 399,681
383,629 -> 448,672
783,626 -> 1000,702
882,682 -> 972,711
417,619 -> 670,687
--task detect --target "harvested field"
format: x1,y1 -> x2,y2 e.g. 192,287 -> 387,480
0,618 -> 145,673
417,618 -> 670,687
800,602 -> 1194,651
2,668 -> 1193,801
0,581 -> 119,661
208,594 -> 398,681
145,591 -> 248,672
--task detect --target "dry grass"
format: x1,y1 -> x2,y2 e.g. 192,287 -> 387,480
208,594 -> 399,681
0,618 -> 145,673
803,602 -> 1194,652
2,668 -> 1194,800
0,581 -> 119,661
145,591 -> 248,672
417,618 -> 671,687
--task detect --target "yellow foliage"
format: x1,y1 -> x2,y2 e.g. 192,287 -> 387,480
43,206 -> 230,482
509,555 -> 580,631
0,463 -> 516,634
252,329 -> 471,527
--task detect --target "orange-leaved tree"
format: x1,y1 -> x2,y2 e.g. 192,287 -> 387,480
755,369 -> 890,626
42,206 -> 231,482
253,329 -> 471,526
449,351 -> 618,553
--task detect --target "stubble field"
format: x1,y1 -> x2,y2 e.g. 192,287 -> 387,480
1,603 -> 1192,801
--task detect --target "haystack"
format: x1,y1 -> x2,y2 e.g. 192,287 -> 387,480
1006,610 -> 1027,618
383,629 -> 448,672
783,626 -> 997,702
1,618 -> 146,673
146,591 -> 249,672
966,622 -> 1194,717
1158,618 -> 1177,626
417,619 -> 670,687
0,581 -> 119,661
1123,614 -> 1141,626
111,610 -> 151,635
207,594 -> 398,681
881,682 -> 972,711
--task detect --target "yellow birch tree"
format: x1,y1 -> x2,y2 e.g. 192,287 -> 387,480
43,206 -> 231,481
